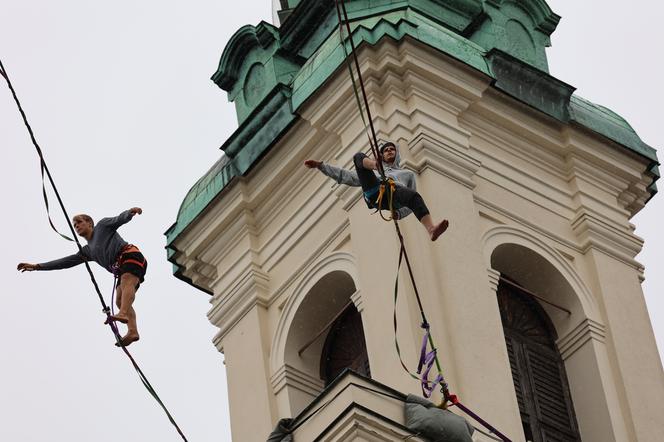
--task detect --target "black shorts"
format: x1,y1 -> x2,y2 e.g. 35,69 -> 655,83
116,246 -> 147,287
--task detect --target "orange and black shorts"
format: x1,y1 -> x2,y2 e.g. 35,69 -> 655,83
116,245 -> 147,287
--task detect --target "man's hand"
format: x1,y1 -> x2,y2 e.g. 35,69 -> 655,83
304,160 -> 322,169
129,207 -> 143,216
17,263 -> 39,272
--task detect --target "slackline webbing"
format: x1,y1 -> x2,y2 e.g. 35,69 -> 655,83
1,58 -> 188,442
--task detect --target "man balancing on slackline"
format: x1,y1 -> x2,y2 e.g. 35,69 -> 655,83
17,207 -> 147,347
304,141 -> 449,241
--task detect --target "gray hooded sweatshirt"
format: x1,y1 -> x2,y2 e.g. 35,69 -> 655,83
318,147 -> 416,219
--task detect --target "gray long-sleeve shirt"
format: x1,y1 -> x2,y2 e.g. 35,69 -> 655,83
318,160 -> 417,219
38,210 -> 134,272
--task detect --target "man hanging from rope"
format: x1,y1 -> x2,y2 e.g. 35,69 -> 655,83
305,142 -> 449,241
17,208 -> 147,346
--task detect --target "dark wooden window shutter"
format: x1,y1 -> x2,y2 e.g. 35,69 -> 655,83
320,304 -> 370,385
498,279 -> 581,441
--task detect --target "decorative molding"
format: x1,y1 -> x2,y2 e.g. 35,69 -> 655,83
350,290 -> 364,313
564,150 -> 651,220
209,264 -> 271,349
565,121 -> 658,215
270,363 -> 324,397
185,258 -> 217,293
317,408 -> 423,442
409,131 -> 480,189
487,268 -> 501,293
461,112 -> 568,181
174,185 -> 254,266
565,151 -> 634,195
557,318 -> 607,361
571,209 -> 645,269
337,183 -> 363,213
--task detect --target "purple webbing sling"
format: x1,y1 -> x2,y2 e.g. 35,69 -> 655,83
417,323 -> 444,398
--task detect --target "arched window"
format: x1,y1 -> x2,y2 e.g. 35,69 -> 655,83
497,277 -> 581,442
320,304 -> 370,386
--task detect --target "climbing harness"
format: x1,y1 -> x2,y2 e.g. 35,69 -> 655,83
333,2 -> 512,440
1,58 -> 188,442
375,178 -> 397,221
113,244 -> 147,274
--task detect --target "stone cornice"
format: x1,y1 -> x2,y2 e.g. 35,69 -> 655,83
179,257 -> 217,294
570,209 -> 644,267
173,201 -> 259,294
565,141 -> 653,218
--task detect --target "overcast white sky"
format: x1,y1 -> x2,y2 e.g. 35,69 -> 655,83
1,1 -> 661,441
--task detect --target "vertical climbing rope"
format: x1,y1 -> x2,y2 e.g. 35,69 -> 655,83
332,3 -> 512,441
335,0 -> 377,157
334,0 -> 385,178
1,58 -> 188,442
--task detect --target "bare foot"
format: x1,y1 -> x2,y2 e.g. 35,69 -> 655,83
115,332 -> 140,347
429,219 -> 449,241
104,314 -> 129,325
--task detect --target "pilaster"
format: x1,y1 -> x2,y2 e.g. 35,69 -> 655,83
556,319 -> 629,441
582,248 -> 664,441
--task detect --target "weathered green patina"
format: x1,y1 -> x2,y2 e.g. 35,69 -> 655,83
487,48 -> 574,121
166,0 -> 659,264
470,0 -> 559,72
212,22 -> 303,123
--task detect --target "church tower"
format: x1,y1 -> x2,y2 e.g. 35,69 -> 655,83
166,1 -> 663,440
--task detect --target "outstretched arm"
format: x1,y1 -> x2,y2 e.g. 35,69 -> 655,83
304,160 -> 361,186
99,207 -> 142,230
18,251 -> 87,272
